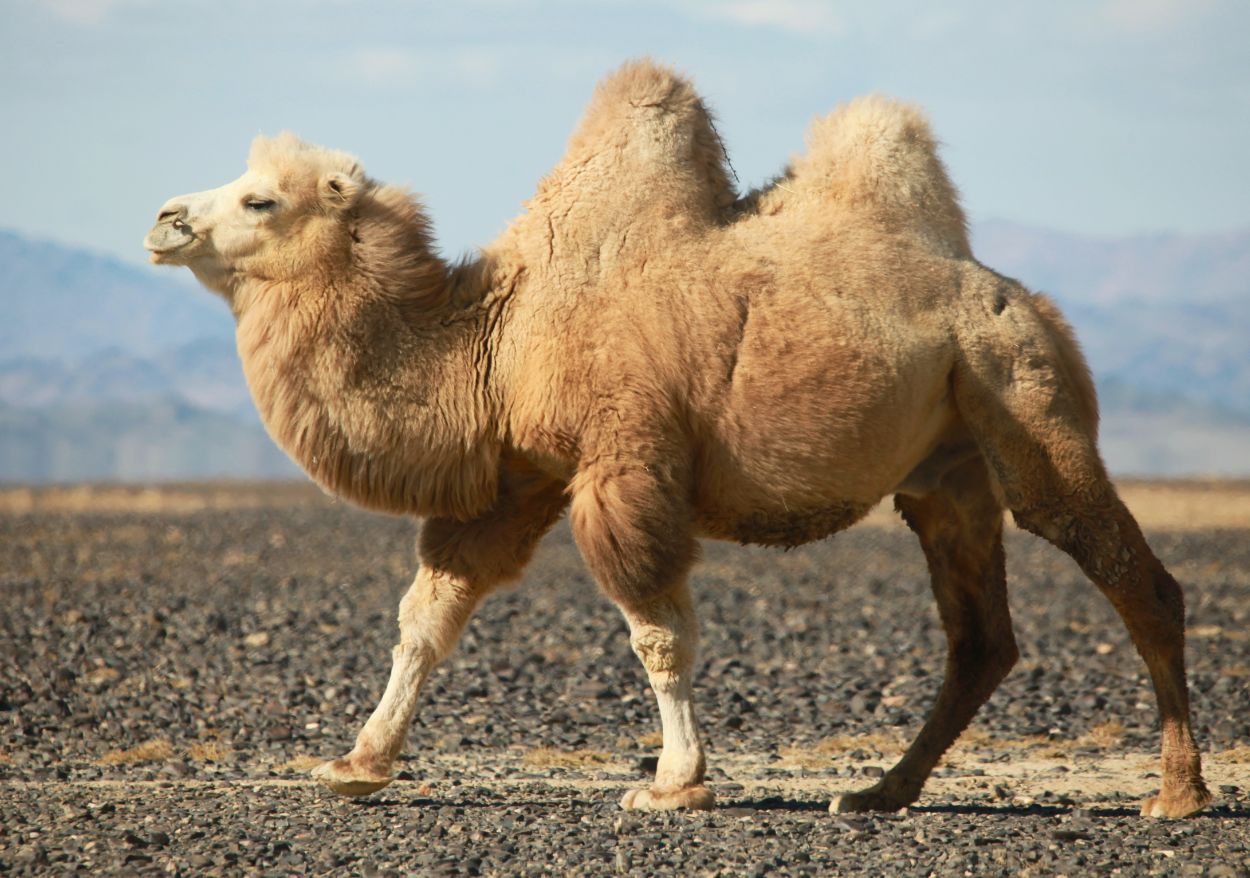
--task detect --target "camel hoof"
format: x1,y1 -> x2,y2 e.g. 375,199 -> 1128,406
311,758 -> 394,797
828,784 -> 911,814
620,785 -> 715,811
1140,786 -> 1213,819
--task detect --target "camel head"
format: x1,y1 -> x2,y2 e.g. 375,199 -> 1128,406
144,133 -> 367,300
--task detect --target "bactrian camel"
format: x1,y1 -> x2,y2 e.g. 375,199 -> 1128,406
144,60 -> 1210,817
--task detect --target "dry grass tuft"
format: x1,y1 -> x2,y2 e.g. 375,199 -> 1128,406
523,747 -> 612,768
1214,746 -> 1250,764
780,732 -> 911,769
813,732 -> 905,756
275,755 -> 324,773
1079,721 -> 1125,746
776,747 -> 833,770
1033,745 -> 1070,760
185,740 -> 233,762
635,730 -> 664,748
96,739 -> 174,765
951,728 -> 999,751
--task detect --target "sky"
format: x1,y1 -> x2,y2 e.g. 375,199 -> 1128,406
2,0 -> 1248,268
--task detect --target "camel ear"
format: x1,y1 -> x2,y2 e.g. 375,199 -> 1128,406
319,172 -> 362,212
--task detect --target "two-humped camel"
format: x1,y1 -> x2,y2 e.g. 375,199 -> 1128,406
144,60 -> 1210,817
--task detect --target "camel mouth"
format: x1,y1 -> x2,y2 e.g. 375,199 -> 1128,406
144,223 -> 198,262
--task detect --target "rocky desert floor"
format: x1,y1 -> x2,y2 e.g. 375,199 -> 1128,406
3,480 -> 1250,877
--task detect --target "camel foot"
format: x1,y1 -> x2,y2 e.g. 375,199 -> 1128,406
620,785 -> 715,811
1140,784 -> 1213,819
311,757 -> 394,797
829,782 -> 916,814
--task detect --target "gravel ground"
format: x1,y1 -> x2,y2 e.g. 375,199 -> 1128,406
3,500 -> 1250,876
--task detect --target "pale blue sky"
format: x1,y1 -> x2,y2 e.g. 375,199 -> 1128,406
3,0 -> 1248,267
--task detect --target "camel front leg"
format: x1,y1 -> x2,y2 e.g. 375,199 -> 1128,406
314,463 -> 569,796
569,455 -> 712,811
313,566 -> 485,795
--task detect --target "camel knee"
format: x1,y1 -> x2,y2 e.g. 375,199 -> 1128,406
397,569 -> 481,660
622,590 -> 700,690
631,623 -> 698,689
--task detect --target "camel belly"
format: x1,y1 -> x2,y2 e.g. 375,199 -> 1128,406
693,288 -> 956,544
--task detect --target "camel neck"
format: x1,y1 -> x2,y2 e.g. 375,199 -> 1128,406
234,259 -> 504,521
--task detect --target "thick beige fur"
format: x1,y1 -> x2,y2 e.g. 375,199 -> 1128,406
145,59 -> 1208,818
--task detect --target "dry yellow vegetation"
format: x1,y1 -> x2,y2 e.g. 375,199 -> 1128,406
522,747 -> 613,768
274,755 -> 324,773
185,740 -> 233,762
96,740 -> 174,765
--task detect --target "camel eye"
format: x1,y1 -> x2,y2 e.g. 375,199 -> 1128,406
245,199 -> 276,211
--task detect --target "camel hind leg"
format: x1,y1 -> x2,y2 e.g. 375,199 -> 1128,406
832,454 -> 1016,813
952,279 -> 1211,818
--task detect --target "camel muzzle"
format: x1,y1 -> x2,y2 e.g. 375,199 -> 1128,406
144,204 -> 197,259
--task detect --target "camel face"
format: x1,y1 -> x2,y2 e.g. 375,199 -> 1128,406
144,133 -> 363,295
145,168 -> 282,265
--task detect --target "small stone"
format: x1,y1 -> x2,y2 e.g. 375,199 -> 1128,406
614,815 -> 641,834
1051,830 -> 1092,842
17,845 -> 48,866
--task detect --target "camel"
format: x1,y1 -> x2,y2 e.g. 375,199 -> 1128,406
144,59 -> 1210,818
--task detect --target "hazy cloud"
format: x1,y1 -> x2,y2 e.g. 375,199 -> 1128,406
342,46 -> 509,91
39,0 -> 128,25
710,0 -> 844,35
1097,0 -> 1220,33
349,47 -> 425,87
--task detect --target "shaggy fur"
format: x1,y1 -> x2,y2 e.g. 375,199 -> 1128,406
145,58 -> 1209,818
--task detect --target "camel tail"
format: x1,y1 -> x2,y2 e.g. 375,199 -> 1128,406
1031,290 -> 1100,437
767,96 -> 971,258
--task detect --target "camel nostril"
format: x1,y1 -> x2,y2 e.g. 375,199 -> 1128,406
158,205 -> 185,223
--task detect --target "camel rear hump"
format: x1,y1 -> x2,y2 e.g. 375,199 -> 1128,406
760,96 -> 971,258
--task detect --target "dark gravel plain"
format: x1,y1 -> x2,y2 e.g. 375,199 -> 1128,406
3,495 -> 1250,877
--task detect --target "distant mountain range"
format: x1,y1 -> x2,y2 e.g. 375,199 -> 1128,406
0,224 -> 1247,481
0,229 -> 234,360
